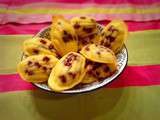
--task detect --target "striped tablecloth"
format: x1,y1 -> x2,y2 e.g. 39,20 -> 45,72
0,0 -> 160,120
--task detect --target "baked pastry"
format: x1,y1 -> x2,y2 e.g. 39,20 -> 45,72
80,44 -> 117,83
23,37 -> 57,57
50,16 -> 78,56
82,61 -> 117,83
17,55 -> 58,83
77,33 -> 102,51
80,44 -> 117,64
48,52 -> 86,92
100,19 -> 128,53
71,16 -> 98,37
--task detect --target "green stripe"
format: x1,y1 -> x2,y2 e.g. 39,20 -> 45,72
0,30 -> 160,74
1,86 -> 160,120
127,30 -> 160,66
0,35 -> 32,74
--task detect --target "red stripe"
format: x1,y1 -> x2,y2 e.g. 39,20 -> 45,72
107,65 -> 160,88
0,0 -> 159,5
0,74 -> 36,92
0,65 -> 160,92
1,14 -> 160,24
0,23 -> 48,35
0,21 -> 159,35
100,20 -> 160,31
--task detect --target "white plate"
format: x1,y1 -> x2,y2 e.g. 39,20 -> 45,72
29,24 -> 128,94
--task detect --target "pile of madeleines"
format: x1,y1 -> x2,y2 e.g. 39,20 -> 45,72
17,16 -> 128,92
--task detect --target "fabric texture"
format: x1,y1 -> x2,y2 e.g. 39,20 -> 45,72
0,0 -> 160,120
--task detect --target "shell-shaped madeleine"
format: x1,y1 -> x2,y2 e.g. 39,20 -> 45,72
77,33 -> 102,51
71,16 -> 98,37
17,55 -> 58,83
23,37 -> 57,57
48,52 -> 86,92
82,61 -> 117,83
50,16 -> 78,56
80,44 -> 117,64
100,19 -> 128,53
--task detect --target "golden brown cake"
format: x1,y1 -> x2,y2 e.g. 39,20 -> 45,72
50,16 -> 78,57
80,44 -> 117,83
100,19 -> 128,53
17,55 -> 58,83
48,52 -> 86,92
23,37 -> 57,57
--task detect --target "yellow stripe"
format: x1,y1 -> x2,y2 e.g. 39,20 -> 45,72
0,7 -> 159,14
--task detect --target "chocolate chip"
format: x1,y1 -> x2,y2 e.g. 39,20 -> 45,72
27,61 -> 32,66
62,30 -> 74,42
91,18 -> 95,22
96,71 -> 100,76
108,26 -> 118,32
25,69 -> 28,73
100,40 -> 104,45
104,66 -> 110,72
80,16 -> 86,19
40,39 -> 47,44
81,37 -> 90,45
99,77 -> 105,80
103,41 -> 111,47
63,30 -> 68,35
101,32 -> 105,36
78,36 -> 82,40
67,53 -> 77,60
43,56 -> 50,62
63,34 -> 73,42
85,46 -> 90,51
49,68 -> 52,71
83,27 -> 93,33
87,70 -> 93,75
42,66 -> 47,71
68,34 -> 73,40
48,44 -> 54,50
106,35 -> 115,42
28,71 -> 34,75
59,75 -> 66,83
85,60 -> 92,68
33,49 -> 39,54
66,57 -> 72,63
74,23 -> 80,29
25,70 -> 34,75
97,51 -> 101,55
86,60 -> 93,65
106,43 -> 111,47
92,63 -> 101,70
73,36 -> 77,40
68,72 -> 76,79
89,34 -> 94,39
34,62 -> 41,68
108,26 -> 113,31
63,53 -> 77,67
62,36 -> 69,42
58,22 -> 61,25
64,62 -> 72,67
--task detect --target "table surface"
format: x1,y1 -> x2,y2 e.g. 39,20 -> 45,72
0,0 -> 160,120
